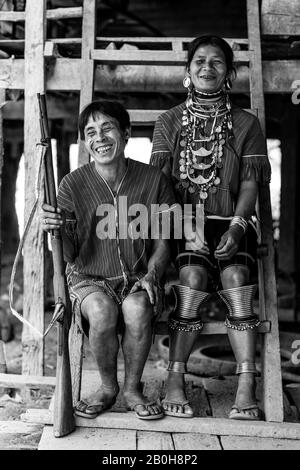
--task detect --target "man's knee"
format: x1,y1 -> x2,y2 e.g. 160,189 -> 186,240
122,291 -> 153,331
82,293 -> 118,334
221,265 -> 249,289
179,265 -> 208,290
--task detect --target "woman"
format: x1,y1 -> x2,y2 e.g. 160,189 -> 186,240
150,35 -> 271,420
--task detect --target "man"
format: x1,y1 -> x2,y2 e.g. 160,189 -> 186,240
41,100 -> 175,420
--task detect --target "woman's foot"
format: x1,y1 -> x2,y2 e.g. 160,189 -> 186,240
75,385 -> 119,418
162,372 -> 194,417
123,385 -> 164,419
230,373 -> 262,420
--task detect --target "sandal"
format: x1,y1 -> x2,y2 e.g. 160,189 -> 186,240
229,403 -> 264,421
74,397 -> 116,419
161,399 -> 194,418
126,400 -> 164,420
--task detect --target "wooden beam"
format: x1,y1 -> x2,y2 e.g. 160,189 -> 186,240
21,409 -> 300,440
0,11 -> 25,22
22,0 -> 46,376
91,49 -> 250,65
0,372 -> 56,389
0,59 -> 298,93
0,89 -> 5,315
78,0 -> 96,166
247,0 -> 283,423
46,7 -> 83,20
261,0 -> 300,35
0,7 -> 83,22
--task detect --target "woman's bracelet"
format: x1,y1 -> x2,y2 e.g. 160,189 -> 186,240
229,216 -> 248,233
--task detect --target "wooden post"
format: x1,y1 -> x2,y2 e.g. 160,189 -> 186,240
0,89 -> 5,295
22,0 -> 46,376
247,0 -> 283,422
78,0 -> 96,166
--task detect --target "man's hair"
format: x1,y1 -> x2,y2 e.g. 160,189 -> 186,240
78,100 -> 131,140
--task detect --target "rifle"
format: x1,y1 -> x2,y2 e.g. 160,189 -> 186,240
38,93 -> 75,438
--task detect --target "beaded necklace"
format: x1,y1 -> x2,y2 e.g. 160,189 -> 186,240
178,89 -> 233,201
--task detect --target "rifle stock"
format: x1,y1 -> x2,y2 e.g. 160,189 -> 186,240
38,93 -> 75,438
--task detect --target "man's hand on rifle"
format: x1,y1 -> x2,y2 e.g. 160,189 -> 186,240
41,203 -> 64,231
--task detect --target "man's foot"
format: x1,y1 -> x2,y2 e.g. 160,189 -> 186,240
230,373 -> 263,420
123,386 -> 164,420
74,386 -> 119,419
162,372 -> 194,418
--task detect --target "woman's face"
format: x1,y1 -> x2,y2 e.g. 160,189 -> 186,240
189,44 -> 228,93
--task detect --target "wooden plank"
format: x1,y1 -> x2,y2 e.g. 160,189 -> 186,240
95,37 -> 249,46
1,58 -> 298,93
39,425 -> 137,450
0,420 -> 43,433
0,11 -> 25,22
261,0 -> 300,35
262,15 -> 300,36
46,7 -> 83,20
221,435 -> 300,450
137,431 -> 174,450
0,420 -> 43,450
91,49 -> 250,65
0,372 -> 56,389
172,433 -> 221,450
78,0 -> 96,166
0,89 -> 5,337
261,0 -> 300,15
0,8 -> 83,22
247,0 -> 283,423
21,409 -> 300,440
22,0 -> 46,376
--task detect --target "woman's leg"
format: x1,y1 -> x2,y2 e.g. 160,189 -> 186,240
219,265 -> 261,420
163,265 -> 209,417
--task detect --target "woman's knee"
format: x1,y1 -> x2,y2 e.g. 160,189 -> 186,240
179,265 -> 208,290
221,265 -> 250,289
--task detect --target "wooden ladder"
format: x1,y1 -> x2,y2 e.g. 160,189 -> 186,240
68,0 -> 283,423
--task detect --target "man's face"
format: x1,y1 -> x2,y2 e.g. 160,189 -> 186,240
84,112 -> 128,166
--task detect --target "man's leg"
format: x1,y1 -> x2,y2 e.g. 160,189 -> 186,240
75,291 -> 120,417
121,291 -> 162,418
219,265 -> 261,420
163,265 -> 209,417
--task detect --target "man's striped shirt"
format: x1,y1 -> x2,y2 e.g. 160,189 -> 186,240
57,158 -> 176,284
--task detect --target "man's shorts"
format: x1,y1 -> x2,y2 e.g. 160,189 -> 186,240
175,218 -> 258,290
66,264 -> 146,336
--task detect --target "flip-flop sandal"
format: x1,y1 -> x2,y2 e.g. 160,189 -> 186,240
229,403 -> 264,421
74,398 -> 116,419
127,401 -> 164,420
161,399 -> 194,418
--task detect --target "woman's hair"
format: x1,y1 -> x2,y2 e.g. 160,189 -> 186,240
186,35 -> 236,76
78,100 -> 130,140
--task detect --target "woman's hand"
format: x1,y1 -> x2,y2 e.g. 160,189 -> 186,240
214,225 -> 244,260
184,214 -> 210,254
41,203 -> 64,231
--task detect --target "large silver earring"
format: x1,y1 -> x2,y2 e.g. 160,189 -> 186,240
183,74 -> 191,89
225,77 -> 232,91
